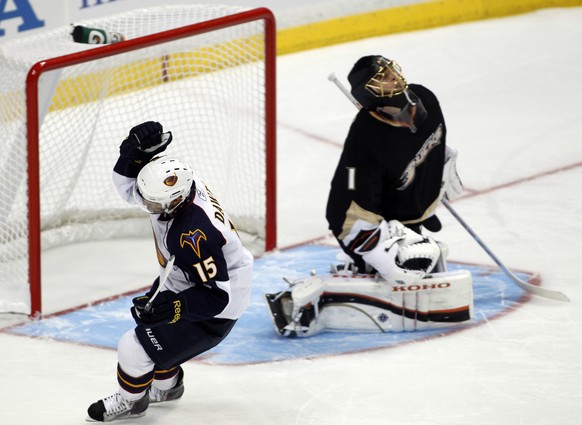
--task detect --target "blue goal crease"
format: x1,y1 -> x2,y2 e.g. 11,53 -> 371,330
8,244 -> 532,364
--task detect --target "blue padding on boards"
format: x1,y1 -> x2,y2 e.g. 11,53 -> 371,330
10,245 -> 531,364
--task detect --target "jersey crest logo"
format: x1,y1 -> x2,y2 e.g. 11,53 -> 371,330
180,229 -> 207,258
397,124 -> 443,190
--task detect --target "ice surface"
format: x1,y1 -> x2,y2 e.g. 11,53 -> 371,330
9,245 -> 532,364
1,7 -> 582,425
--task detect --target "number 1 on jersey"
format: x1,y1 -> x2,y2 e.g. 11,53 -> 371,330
347,167 -> 356,190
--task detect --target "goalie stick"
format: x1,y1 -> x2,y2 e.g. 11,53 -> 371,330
327,72 -> 570,302
328,72 -> 362,109
441,200 -> 569,301
144,255 -> 176,313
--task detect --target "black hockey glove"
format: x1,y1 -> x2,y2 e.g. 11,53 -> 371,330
130,290 -> 186,327
119,121 -> 173,162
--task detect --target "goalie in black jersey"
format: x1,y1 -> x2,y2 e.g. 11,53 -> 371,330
326,55 -> 463,285
87,122 -> 253,422
264,57 -> 471,339
263,57 -> 471,339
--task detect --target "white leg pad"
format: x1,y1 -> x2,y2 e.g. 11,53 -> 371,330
403,291 -> 418,332
415,289 -> 430,331
266,269 -> 474,337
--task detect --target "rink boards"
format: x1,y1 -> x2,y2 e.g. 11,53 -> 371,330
7,244 -> 533,364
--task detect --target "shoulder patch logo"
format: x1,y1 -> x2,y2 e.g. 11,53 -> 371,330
180,229 -> 207,258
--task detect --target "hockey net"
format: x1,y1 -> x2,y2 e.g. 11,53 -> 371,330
0,5 -> 276,316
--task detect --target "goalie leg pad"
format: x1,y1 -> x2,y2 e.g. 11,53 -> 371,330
265,270 -> 473,337
322,270 -> 473,333
389,269 -> 473,331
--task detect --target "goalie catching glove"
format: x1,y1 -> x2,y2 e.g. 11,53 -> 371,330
131,290 -> 186,327
354,220 -> 441,285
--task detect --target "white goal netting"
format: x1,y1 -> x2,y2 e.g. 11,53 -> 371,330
0,5 -> 275,315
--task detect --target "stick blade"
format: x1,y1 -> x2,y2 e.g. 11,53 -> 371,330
511,272 -> 570,302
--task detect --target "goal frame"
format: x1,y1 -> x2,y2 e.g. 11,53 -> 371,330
24,8 -> 277,317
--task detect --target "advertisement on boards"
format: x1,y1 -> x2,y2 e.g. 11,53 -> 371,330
0,0 -> 327,43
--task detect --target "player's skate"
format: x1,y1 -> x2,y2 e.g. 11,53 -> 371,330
149,367 -> 184,403
86,391 -> 149,422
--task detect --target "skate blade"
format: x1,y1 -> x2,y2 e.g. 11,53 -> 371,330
85,411 -> 146,422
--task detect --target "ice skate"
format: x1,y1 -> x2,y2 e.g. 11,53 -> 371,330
149,367 -> 184,403
86,391 -> 149,422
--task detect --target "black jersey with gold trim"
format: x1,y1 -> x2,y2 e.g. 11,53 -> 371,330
326,84 -> 446,237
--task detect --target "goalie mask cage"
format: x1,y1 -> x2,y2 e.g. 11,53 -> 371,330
0,5 -> 276,317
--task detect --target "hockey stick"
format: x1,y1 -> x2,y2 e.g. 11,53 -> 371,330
144,254 -> 176,313
327,72 -> 570,301
441,199 -> 569,301
328,72 -> 362,109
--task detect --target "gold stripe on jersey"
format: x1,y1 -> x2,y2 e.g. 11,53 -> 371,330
339,201 -> 383,240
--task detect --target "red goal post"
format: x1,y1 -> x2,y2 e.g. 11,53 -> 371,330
0,6 -> 276,317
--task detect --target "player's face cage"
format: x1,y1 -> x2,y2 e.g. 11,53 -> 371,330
364,58 -> 408,98
133,185 -> 183,215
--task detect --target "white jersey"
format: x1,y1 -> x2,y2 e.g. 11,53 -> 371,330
113,170 -> 253,320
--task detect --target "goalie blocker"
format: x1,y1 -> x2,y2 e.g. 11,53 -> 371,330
265,269 -> 473,338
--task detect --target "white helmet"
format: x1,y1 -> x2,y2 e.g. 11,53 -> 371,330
134,156 -> 195,215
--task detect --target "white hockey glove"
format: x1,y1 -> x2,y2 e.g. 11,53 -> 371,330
354,220 -> 441,285
440,145 -> 463,201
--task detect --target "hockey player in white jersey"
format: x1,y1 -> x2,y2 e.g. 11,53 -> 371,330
87,121 -> 253,422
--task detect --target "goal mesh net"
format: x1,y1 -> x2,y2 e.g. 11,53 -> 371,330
0,5 -> 276,315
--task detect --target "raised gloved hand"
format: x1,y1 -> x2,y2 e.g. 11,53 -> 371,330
130,290 -> 186,327
119,121 -> 173,162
